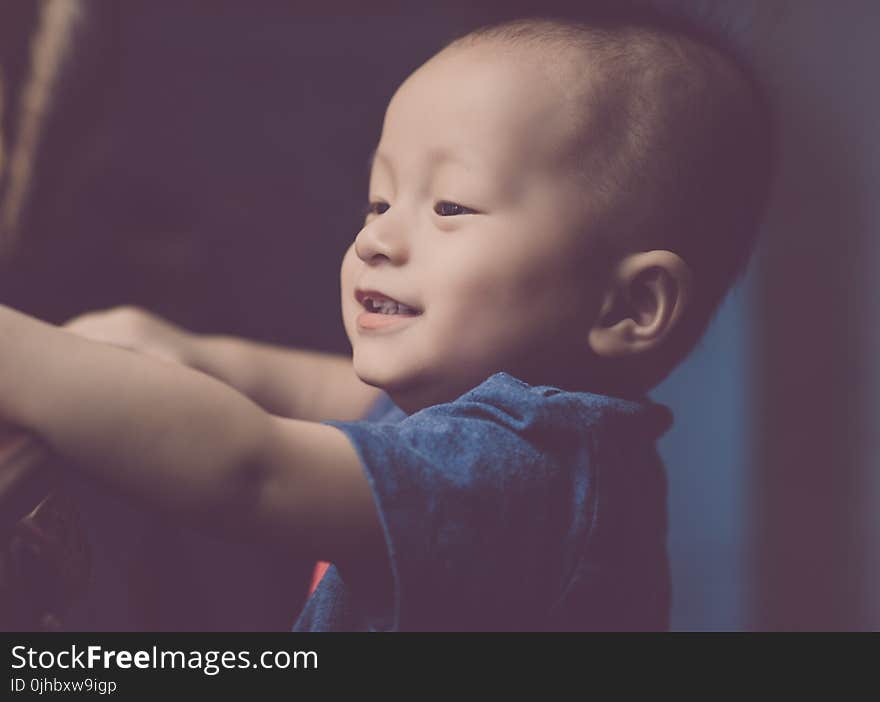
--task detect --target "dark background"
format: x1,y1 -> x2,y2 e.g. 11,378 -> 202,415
1,0 -> 878,630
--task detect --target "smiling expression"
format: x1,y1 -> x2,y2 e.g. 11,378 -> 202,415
340,43 -> 609,413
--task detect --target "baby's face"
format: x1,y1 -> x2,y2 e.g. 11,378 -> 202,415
340,45 -> 606,412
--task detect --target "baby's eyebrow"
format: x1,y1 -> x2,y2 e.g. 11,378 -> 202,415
366,149 -> 397,192
368,149 -> 396,171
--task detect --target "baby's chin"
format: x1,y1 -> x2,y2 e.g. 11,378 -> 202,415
352,356 -> 458,413
352,351 -> 409,390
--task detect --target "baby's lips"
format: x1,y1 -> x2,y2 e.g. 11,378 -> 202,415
355,287 -> 421,313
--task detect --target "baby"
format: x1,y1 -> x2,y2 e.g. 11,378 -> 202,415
0,9 -> 773,631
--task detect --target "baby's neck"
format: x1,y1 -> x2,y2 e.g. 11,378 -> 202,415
387,359 -> 640,414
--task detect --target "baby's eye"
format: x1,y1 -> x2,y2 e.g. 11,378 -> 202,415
434,201 -> 477,217
364,201 -> 390,217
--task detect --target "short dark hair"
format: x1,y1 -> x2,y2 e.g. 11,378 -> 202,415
446,5 -> 775,386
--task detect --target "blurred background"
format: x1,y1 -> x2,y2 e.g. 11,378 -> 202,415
0,0 -> 877,630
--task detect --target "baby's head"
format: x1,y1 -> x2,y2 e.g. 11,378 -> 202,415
340,9 -> 774,413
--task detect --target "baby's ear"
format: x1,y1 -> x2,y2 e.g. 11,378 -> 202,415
588,250 -> 693,359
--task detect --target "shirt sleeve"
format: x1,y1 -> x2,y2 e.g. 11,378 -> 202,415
326,374 -> 594,631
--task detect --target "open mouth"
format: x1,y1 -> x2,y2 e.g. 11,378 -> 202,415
355,289 -> 421,316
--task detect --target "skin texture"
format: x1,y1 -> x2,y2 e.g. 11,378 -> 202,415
64,306 -> 382,422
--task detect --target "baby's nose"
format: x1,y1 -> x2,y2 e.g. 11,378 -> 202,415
354,215 -> 409,265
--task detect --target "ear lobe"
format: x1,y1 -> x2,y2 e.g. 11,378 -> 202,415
588,250 -> 692,360
588,287 -> 636,358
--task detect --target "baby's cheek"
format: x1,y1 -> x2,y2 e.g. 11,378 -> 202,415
431,294 -> 521,368
339,246 -> 360,336
444,260 -> 512,304
339,244 -> 359,285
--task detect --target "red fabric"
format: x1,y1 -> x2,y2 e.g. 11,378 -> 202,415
308,561 -> 331,597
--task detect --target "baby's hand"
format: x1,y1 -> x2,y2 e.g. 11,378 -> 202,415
63,306 -> 192,366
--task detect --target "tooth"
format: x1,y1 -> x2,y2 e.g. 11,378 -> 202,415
362,294 -> 419,315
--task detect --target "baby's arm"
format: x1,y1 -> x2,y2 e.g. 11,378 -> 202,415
187,336 -> 380,422
65,307 -> 382,422
0,305 -> 383,566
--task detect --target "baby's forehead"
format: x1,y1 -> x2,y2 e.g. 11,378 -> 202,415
429,28 -> 748,178
434,39 -> 600,108
436,27 -> 725,131
397,42 -> 602,162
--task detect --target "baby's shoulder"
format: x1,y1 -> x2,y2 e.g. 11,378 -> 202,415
408,372 -> 671,443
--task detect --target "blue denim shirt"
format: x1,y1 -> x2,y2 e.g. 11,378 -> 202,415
294,372 -> 672,631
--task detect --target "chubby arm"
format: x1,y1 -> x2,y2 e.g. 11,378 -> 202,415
186,335 -> 381,422
65,307 -> 382,422
0,305 -> 384,567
